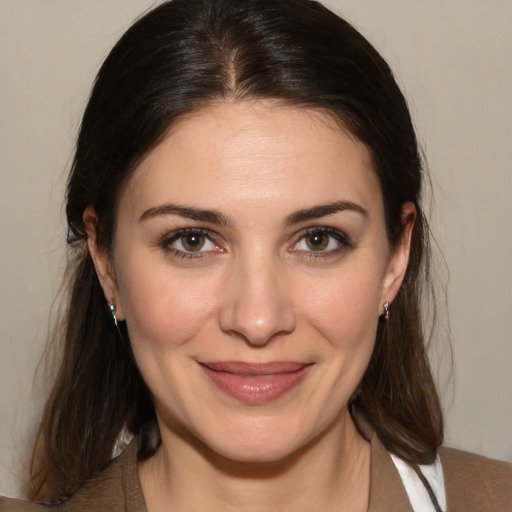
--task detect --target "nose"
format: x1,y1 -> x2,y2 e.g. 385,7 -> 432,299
218,257 -> 296,346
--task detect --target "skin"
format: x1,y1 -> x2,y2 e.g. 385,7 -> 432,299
85,101 -> 415,512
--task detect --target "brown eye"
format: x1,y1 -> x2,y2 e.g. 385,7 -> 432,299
164,228 -> 221,258
305,231 -> 329,251
292,227 -> 352,256
181,232 -> 206,252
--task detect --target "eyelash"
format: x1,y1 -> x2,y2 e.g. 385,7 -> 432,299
160,226 -> 353,261
160,228 -> 222,260
290,227 -> 353,259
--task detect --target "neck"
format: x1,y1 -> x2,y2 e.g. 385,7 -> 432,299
139,410 -> 371,512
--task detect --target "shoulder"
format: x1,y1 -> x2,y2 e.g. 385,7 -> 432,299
439,446 -> 512,511
0,438 -> 145,512
0,496 -> 57,511
0,465 -> 122,512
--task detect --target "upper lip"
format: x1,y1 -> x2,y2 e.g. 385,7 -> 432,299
200,361 -> 312,375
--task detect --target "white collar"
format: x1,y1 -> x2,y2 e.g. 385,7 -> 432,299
390,452 -> 447,511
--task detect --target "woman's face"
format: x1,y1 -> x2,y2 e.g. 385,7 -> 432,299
89,101 -> 412,463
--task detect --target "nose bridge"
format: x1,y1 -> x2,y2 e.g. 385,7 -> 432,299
219,249 -> 296,346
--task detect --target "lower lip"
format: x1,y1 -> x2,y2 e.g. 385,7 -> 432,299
200,364 -> 312,404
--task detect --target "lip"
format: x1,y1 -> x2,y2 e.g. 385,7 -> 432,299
199,361 -> 313,404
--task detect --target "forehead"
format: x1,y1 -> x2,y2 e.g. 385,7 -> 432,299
120,101 -> 382,220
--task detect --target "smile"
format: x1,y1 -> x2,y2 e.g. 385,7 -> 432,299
199,361 -> 313,404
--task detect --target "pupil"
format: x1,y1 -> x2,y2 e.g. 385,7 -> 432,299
183,233 -> 204,251
306,232 -> 328,250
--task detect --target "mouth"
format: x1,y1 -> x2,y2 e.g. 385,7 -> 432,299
198,361 -> 313,404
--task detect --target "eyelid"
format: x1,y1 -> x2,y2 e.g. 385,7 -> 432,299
159,225 -> 352,261
161,227 -> 224,257
290,226 -> 353,255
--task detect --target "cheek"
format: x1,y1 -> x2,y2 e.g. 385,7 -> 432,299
295,262 -> 383,350
116,256 -> 219,350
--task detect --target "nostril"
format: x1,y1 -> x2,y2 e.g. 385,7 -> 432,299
222,326 -> 293,347
218,299 -> 296,346
217,264 -> 296,345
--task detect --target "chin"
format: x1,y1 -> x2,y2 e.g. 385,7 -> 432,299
194,415 -> 323,467
207,437 -> 306,467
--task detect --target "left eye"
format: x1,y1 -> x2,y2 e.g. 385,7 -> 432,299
293,229 -> 348,253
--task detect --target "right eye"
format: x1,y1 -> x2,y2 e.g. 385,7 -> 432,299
162,228 -> 222,258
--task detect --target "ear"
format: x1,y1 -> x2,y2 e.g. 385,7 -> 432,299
380,201 -> 416,313
83,206 -> 125,321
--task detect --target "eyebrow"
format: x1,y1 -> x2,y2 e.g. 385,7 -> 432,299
139,200 -> 367,227
139,203 -> 231,227
284,201 -> 368,226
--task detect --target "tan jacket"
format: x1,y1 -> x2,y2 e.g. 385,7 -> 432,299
1,435 -> 511,511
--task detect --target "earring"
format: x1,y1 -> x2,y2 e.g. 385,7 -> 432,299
383,302 -> 390,320
109,303 -> 118,327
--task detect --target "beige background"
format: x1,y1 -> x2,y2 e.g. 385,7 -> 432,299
0,0 -> 511,497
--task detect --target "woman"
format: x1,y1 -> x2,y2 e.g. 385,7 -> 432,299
1,0 -> 510,510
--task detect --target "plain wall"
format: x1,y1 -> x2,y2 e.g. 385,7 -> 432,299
0,0 -> 510,497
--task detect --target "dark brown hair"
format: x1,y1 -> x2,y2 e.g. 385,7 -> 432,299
30,0 -> 443,502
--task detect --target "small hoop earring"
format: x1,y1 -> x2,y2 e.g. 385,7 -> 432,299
109,303 -> 118,327
383,302 -> 390,320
